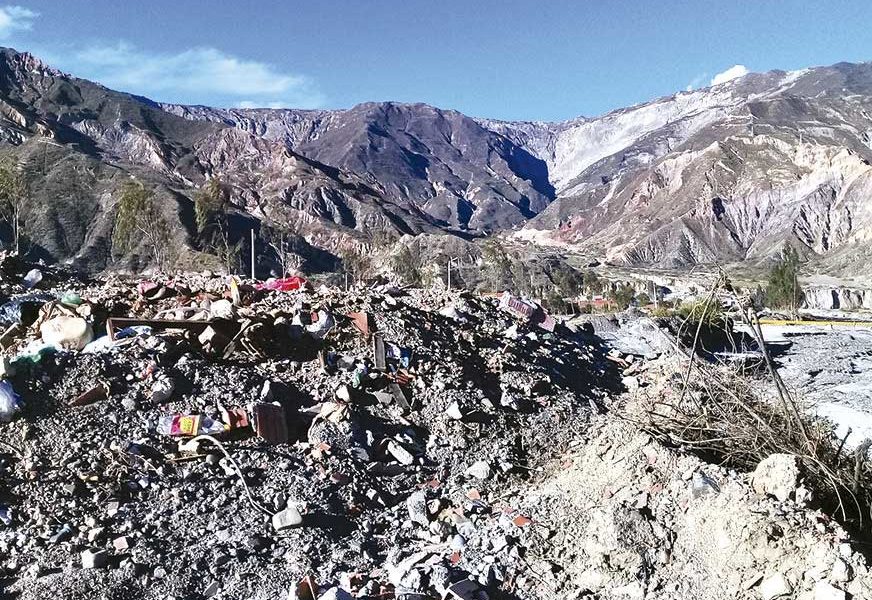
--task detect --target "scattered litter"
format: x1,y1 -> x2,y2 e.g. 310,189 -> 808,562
157,414 -> 224,436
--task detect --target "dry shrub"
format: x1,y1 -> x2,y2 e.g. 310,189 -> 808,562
642,359 -> 872,535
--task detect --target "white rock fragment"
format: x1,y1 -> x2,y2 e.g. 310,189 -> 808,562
445,401 -> 464,420
81,548 -> 108,569
271,505 -> 303,531
752,454 -> 800,502
814,581 -> 846,600
759,573 -> 792,600
208,298 -> 236,319
465,460 -> 492,480
830,558 -> 851,583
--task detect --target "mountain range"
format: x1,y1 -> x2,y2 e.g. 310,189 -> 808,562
0,46 -> 871,276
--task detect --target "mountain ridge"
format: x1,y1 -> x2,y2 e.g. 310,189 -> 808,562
1,45 -> 872,275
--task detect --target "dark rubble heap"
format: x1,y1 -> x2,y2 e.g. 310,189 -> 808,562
0,258 -> 615,600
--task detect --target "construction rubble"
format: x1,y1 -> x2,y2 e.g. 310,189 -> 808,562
0,260 -> 869,599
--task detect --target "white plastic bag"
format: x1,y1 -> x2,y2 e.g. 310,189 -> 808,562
22,269 -> 42,289
0,380 -> 21,422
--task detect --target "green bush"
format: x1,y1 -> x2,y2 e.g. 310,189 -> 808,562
765,247 -> 804,309
678,297 -> 726,327
608,283 -> 636,310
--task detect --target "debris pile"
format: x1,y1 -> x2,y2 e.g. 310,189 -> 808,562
2,259 -> 872,600
0,265 -> 615,599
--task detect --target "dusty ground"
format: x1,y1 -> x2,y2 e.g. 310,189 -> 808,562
753,322 -> 872,446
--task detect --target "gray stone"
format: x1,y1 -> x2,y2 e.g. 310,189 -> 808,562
406,490 -> 429,526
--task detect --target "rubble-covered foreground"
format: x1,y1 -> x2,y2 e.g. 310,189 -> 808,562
0,264 -> 870,600
0,265 -> 620,600
519,355 -> 872,600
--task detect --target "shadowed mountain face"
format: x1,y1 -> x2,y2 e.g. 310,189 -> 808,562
1,45 -> 872,274
0,48 -> 443,271
162,101 -> 556,231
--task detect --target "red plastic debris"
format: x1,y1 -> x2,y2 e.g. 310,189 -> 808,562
255,276 -> 307,292
512,515 -> 532,527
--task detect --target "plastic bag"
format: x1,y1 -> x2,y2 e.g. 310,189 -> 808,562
256,276 -> 307,292
0,380 -> 21,423
22,269 -> 42,289
0,292 -> 54,326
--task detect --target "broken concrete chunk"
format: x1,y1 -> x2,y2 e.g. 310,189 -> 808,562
271,505 -> 303,531
81,548 -> 109,569
813,581 -> 845,600
386,440 -> 415,465
112,536 -> 130,551
465,460 -> 492,480
406,490 -> 429,526
752,454 -> 800,502
759,573 -> 792,600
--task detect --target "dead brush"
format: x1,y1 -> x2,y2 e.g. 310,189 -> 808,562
639,275 -> 872,538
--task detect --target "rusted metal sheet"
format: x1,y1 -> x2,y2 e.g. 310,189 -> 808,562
348,311 -> 375,338
253,403 -> 289,444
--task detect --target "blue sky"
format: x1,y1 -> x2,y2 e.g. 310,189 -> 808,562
2,1 -> 871,121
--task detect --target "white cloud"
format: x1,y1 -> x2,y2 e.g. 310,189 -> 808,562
684,73 -> 708,92
710,64 -> 750,86
237,100 -> 288,110
52,42 -> 324,109
0,5 -> 38,38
